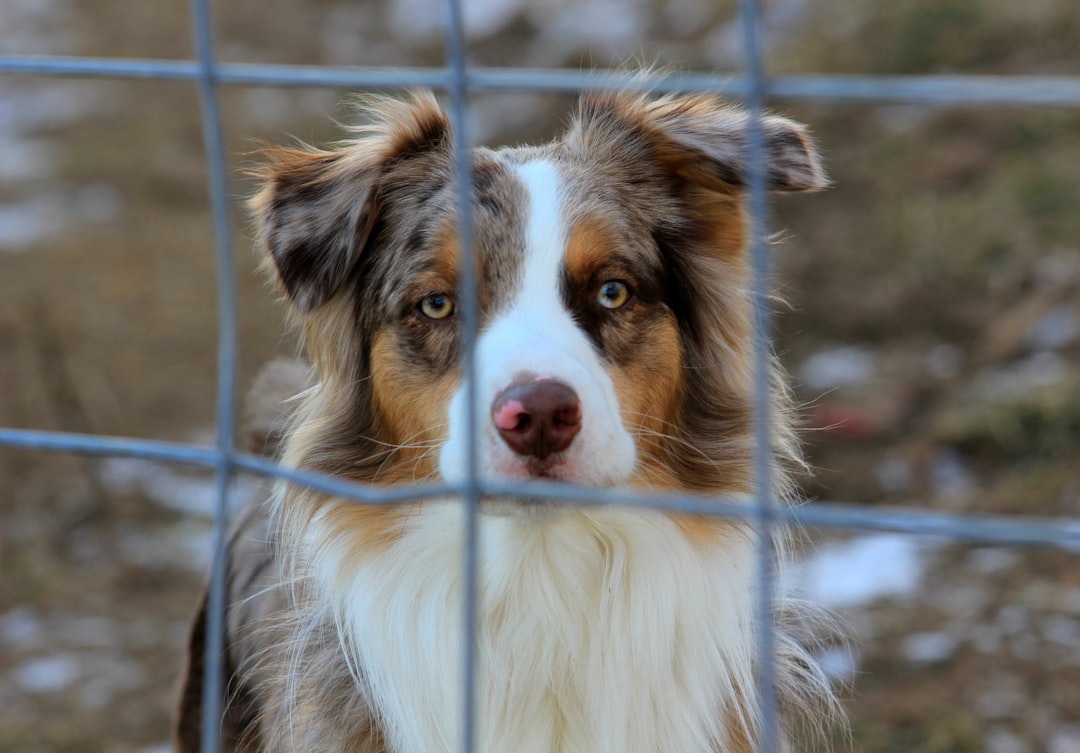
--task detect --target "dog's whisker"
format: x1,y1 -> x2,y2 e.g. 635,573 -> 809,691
629,424 -> 721,466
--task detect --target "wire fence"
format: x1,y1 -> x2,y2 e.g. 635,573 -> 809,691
1,1 -> 1079,752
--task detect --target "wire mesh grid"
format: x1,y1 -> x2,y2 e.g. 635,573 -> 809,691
1,1 -> 1079,751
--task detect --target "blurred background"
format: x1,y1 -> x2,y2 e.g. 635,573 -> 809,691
1,0 -> 1079,751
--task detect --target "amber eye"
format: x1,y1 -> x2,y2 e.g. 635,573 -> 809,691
419,293 -> 455,320
595,280 -> 630,309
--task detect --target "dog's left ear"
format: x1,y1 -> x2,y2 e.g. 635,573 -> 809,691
573,92 -> 827,194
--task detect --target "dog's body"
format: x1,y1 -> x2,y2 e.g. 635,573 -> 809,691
176,89 -> 834,753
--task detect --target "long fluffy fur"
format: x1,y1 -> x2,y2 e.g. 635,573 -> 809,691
174,87 -> 839,753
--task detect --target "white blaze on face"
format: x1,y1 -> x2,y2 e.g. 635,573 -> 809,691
439,159 -> 636,486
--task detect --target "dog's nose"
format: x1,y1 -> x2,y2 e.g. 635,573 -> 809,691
492,380 -> 582,459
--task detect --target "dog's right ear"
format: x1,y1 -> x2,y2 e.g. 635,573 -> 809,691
249,91 -> 451,312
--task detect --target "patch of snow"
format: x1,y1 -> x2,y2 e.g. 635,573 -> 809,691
875,456 -> 913,493
703,22 -> 741,66
923,342 -> 962,380
0,134 -> 52,180
0,196 -> 60,252
928,447 -> 976,503
968,547 -> 1019,575
1035,250 -> 1080,290
1063,588 -> 1080,615
798,345 -> 876,392
0,185 -> 124,253
77,656 -> 144,708
465,0 -> 534,37
1050,726 -> 1080,753
15,654 -> 81,693
996,605 -> 1030,636
1027,305 -> 1079,350
98,457 -> 252,518
0,82 -> 104,132
243,88 -> 293,125
0,608 -> 44,649
1010,633 -> 1039,660
977,684 -> 1028,718
59,616 -> 118,649
389,0 -> 536,40
116,521 -> 214,573
814,644 -> 859,682
663,0 -> 712,35
986,727 -> 1030,753
971,624 -> 1002,654
0,0 -> 77,54
875,105 -> 935,135
73,183 -> 123,225
544,0 -> 649,48
929,585 -> 988,620
902,631 -> 958,663
1042,616 -> 1080,649
792,534 -> 929,609
975,351 -> 1068,402
706,0 -> 822,64
466,94 -> 553,144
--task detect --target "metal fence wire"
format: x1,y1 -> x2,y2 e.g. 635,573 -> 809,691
2,1 -> 1080,752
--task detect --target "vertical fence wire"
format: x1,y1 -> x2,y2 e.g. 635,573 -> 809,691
441,1 -> 483,752
2,2 -> 1080,753
737,0 -> 783,748
190,0 -> 236,750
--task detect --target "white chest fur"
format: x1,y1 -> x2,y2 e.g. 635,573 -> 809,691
306,505 -> 759,753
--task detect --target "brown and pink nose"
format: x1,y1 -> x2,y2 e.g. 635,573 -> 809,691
491,380 -> 582,459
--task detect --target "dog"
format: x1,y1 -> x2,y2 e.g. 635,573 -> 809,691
175,87 -> 836,753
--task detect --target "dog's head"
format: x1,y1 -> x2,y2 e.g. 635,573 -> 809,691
251,89 -> 824,509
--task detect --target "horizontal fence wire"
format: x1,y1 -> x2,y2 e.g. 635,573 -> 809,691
4,56 -> 1080,106
4,427 -> 1080,550
2,4 -> 1080,753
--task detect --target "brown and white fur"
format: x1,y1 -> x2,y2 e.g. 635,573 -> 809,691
175,88 -> 835,753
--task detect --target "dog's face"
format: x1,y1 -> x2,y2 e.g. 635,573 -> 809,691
251,90 -> 824,508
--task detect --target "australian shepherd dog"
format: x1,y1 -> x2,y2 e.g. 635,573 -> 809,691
175,87 -> 836,753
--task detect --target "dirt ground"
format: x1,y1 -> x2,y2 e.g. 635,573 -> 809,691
2,1 -> 1079,751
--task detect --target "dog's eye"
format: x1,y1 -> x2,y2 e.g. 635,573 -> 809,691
418,293 -> 455,320
595,280 -> 630,310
